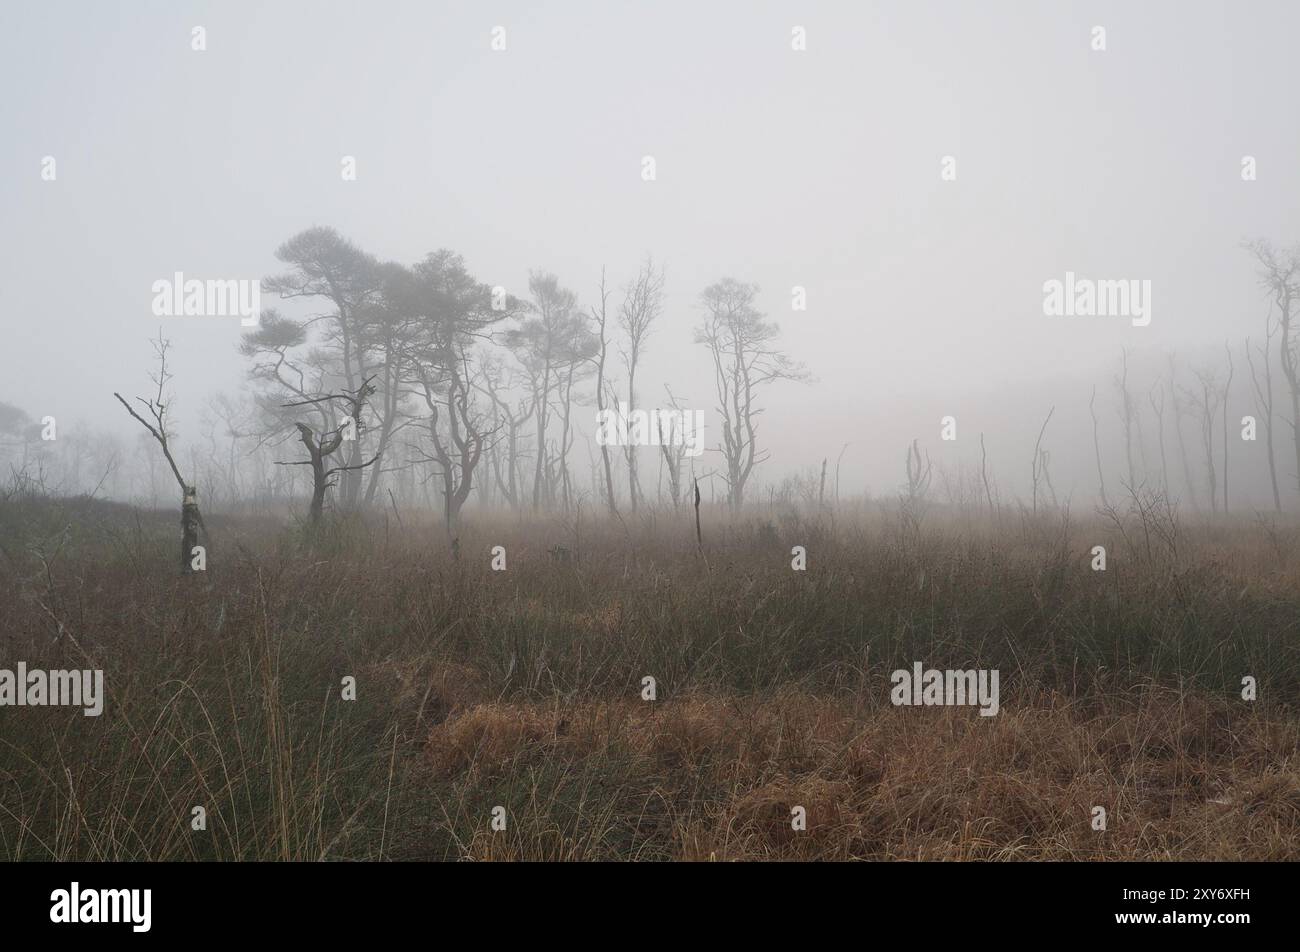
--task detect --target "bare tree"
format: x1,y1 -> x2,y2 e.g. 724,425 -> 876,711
1167,354 -> 1200,510
412,356 -> 486,538
589,268 -> 619,515
1115,349 -> 1138,490
358,261 -> 423,506
506,272 -> 581,510
113,332 -> 206,574
401,250 -> 518,534
478,357 -> 533,512
554,331 -> 598,512
618,256 -> 666,513
1245,317 -> 1282,511
1148,379 -> 1170,498
900,438 -> 933,537
905,439 -> 932,500
1222,341 -> 1234,514
1244,239 -> 1300,496
263,227 -> 385,509
1185,367 -> 1223,514
695,278 -> 808,509
277,378 -> 379,525
1089,385 -> 1110,508
979,433 -> 995,513
656,384 -> 691,508
1031,406 -> 1054,514
835,442 -> 851,508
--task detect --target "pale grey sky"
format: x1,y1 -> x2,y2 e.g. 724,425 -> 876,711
3,1 -> 1298,503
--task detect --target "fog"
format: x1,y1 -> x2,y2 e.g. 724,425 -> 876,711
4,0 -> 1300,510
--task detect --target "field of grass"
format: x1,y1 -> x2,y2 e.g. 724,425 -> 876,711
0,494 -> 1297,860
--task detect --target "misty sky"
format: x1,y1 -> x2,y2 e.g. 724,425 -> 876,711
4,1 -> 1299,504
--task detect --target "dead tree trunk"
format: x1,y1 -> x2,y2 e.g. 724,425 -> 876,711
1222,342 -> 1234,514
1090,386 -> 1109,508
590,270 -> 619,516
1148,382 -> 1170,499
294,422 -> 337,524
1187,369 -> 1221,515
1244,240 -> 1300,498
180,485 -> 201,567
979,432 -> 995,513
1167,355 -> 1200,510
1245,329 -> 1282,511
1031,407 -> 1054,514
693,477 -> 703,551
278,378 -> 379,527
114,333 -> 206,575
1117,349 -> 1137,490
620,257 -> 665,513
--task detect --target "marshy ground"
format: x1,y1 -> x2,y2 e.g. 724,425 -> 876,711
1,495 -> 1296,860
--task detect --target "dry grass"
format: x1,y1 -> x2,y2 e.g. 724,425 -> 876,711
0,495 -> 1296,860
422,689 -> 1299,860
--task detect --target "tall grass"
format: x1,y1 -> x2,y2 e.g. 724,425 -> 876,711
0,496 -> 1296,859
